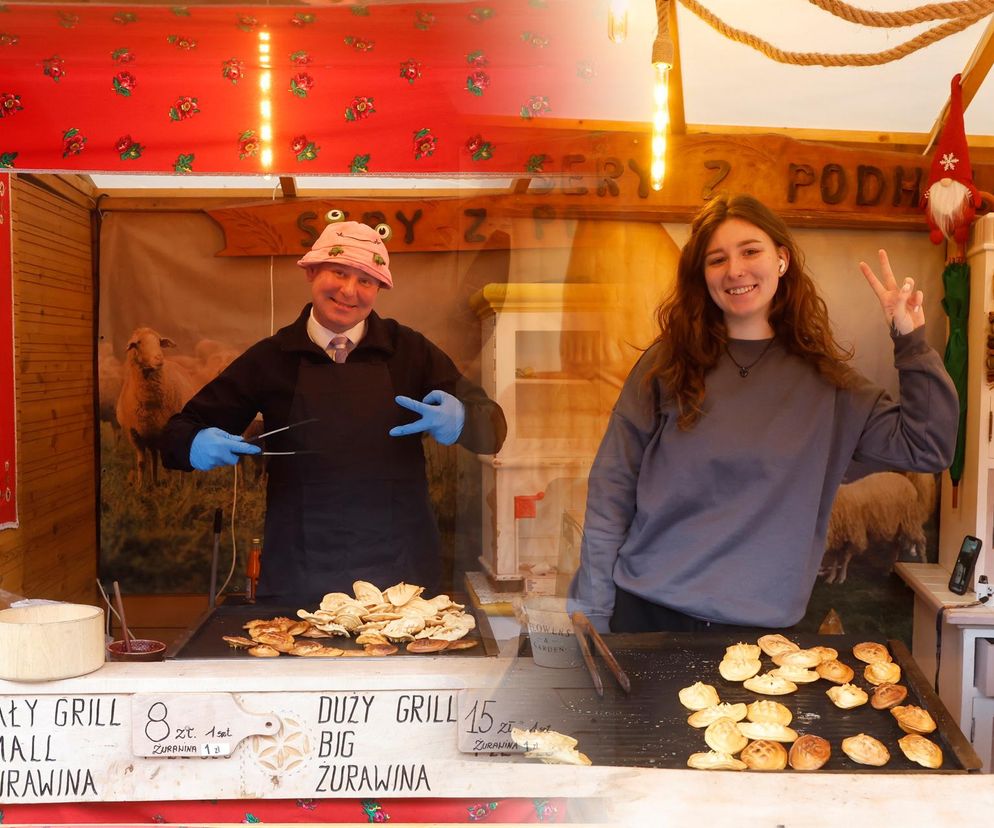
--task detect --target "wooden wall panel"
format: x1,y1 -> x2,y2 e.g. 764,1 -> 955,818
0,175 -> 97,605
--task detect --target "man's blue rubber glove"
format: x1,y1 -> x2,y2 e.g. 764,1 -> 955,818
189,427 -> 262,471
389,390 -> 465,446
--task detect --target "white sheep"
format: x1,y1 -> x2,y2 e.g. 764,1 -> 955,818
97,340 -> 123,443
116,327 -> 196,489
821,471 -> 935,584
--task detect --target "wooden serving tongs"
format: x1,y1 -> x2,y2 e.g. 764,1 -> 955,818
571,610 -> 632,697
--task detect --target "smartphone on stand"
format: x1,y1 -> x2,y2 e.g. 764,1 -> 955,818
948,535 -> 983,595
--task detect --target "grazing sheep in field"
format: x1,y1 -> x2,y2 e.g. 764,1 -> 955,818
97,341 -> 124,443
821,471 -> 935,584
116,327 -> 195,490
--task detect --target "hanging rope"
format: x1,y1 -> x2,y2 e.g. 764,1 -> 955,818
676,0 -> 994,67
807,0 -> 994,27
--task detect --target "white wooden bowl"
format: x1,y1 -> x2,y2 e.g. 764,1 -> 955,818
0,603 -> 105,681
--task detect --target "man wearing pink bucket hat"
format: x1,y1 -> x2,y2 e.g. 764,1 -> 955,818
162,218 -> 506,602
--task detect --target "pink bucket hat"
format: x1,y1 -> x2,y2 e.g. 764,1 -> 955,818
296,220 -> 393,289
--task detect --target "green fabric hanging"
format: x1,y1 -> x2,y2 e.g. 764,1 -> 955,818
941,260 -> 970,487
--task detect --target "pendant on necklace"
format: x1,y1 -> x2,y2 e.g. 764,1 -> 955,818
739,367 -> 749,378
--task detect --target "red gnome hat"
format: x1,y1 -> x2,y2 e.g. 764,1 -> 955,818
923,73 -> 981,246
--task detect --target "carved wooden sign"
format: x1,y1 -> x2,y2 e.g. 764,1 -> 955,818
131,694 -> 279,758
204,133 -> 978,257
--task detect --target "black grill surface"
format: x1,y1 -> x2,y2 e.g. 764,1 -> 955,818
167,598 -> 491,659
503,631 -> 980,772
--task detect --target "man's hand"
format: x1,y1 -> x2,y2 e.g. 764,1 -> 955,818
859,248 -> 925,336
389,390 -> 465,446
189,427 -> 261,471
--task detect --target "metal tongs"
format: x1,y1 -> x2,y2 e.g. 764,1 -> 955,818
571,610 -> 632,697
248,418 -> 320,456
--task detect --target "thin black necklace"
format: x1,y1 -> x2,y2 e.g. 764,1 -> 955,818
726,339 -> 776,378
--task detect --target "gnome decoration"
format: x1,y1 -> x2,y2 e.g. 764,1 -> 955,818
922,73 -> 982,257
923,74 -> 981,507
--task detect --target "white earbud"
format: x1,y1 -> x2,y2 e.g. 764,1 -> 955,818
778,259 -> 786,274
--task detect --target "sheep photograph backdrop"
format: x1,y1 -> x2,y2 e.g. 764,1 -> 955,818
96,208 -> 508,596
96,209 -> 949,643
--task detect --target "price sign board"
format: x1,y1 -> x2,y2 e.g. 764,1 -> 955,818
455,688 -> 583,754
131,694 -> 279,758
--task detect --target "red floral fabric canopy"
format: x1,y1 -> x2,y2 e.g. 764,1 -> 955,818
0,0 -> 651,175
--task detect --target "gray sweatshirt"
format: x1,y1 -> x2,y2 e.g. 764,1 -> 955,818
568,328 -> 958,631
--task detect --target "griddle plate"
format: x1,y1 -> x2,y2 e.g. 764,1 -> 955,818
508,632 -> 978,772
168,600 -> 489,659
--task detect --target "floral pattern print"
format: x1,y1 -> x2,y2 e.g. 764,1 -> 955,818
361,799 -> 389,822
62,127 -> 86,158
173,152 -> 194,173
525,153 -> 548,173
345,95 -> 374,121
467,801 -> 498,820
413,127 -> 436,159
291,134 -> 319,161
466,51 -> 489,96
114,134 -> 143,160
345,36 -> 374,52
520,94 -> 550,119
167,34 -> 197,50
0,152 -> 17,168
42,56 -> 64,82
0,0 -> 632,174
399,59 -> 422,84
466,69 -> 489,96
169,95 -> 199,121
533,799 -> 558,821
0,92 -> 22,118
290,72 -> 314,98
221,58 -> 243,84
466,134 -> 494,161
238,129 -> 259,159
468,8 -> 495,23
112,71 -> 137,96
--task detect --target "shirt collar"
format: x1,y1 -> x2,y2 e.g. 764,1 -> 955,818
306,309 -> 367,351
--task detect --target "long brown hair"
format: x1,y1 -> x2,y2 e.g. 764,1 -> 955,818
646,194 -> 853,429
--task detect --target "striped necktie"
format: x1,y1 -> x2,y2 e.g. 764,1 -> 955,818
328,335 -> 351,363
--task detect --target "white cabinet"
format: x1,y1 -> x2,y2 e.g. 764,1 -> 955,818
470,283 -> 617,593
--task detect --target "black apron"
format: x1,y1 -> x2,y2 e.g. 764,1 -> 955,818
257,359 -> 441,604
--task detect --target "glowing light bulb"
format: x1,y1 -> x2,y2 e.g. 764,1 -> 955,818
651,61 -> 670,191
608,0 -> 628,43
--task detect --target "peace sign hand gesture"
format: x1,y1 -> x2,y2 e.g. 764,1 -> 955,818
859,248 -> 925,336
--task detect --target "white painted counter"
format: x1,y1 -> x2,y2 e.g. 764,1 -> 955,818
1,652 -> 994,826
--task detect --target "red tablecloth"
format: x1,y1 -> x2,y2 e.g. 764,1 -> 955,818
0,796 -> 573,825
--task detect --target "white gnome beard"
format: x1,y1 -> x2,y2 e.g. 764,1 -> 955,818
927,178 -> 971,240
